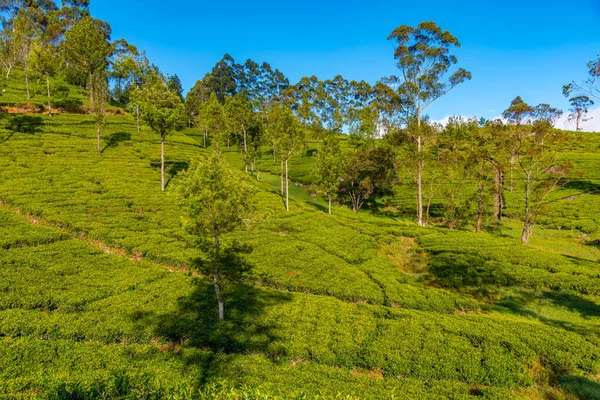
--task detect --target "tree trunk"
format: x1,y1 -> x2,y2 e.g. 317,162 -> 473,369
25,71 -> 30,102
521,184 -> 531,244
213,227 -> 224,321
46,73 -> 52,117
97,121 -> 101,157
328,196 -> 332,216
285,159 -> 289,212
280,159 -> 284,196
204,130 -> 207,148
161,135 -> 165,192
136,105 -> 140,132
5,63 -> 12,79
417,106 -> 424,226
243,126 -> 248,173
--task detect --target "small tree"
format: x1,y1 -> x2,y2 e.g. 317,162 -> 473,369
204,92 -> 227,153
339,146 -> 397,212
90,71 -> 107,156
315,133 -> 342,215
510,106 -> 573,244
567,96 -> 594,131
134,78 -> 184,191
177,153 -> 252,321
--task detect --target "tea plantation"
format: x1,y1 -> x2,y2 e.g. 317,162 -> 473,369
0,112 -> 599,399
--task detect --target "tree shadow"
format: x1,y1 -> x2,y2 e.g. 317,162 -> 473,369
135,281 -> 292,387
5,115 -> 44,134
563,180 -> 600,194
101,131 -> 131,154
164,161 -> 189,189
560,375 -> 600,399
130,240 -> 293,387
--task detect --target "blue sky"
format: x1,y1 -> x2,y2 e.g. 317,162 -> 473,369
91,0 -> 600,122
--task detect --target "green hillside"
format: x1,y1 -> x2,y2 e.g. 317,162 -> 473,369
0,111 -> 599,399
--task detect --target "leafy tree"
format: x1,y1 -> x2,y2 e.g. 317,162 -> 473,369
203,92 -> 227,153
315,133 -> 342,215
349,103 -> 379,149
133,77 -> 184,191
387,21 -> 471,226
166,73 -> 184,102
502,96 -> 534,191
267,103 -> 304,211
339,146 -> 397,212
509,105 -> 572,244
567,96 -> 594,131
62,16 -> 111,99
177,153 -> 252,321
225,92 -> 254,172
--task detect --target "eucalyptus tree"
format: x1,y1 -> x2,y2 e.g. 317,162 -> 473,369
502,96 -> 534,191
387,21 -> 472,226
315,132 -> 342,215
133,77 -> 185,191
177,154 -> 253,322
225,92 -> 254,172
567,96 -> 594,131
267,102 -> 304,211
510,106 -> 572,244
563,55 -> 600,101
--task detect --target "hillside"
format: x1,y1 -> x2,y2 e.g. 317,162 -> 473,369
0,111 -> 599,399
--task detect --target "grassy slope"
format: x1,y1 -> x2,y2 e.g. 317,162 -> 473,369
0,110 -> 598,398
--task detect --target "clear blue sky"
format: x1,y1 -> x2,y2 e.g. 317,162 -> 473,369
90,0 -> 600,121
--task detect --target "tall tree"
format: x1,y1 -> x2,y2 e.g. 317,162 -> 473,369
387,21 -> 471,226
563,54 -> 600,101
133,77 -> 184,191
166,73 -> 184,102
62,16 -> 111,100
567,95 -> 594,131
225,92 -> 254,172
177,153 -> 252,321
267,103 -> 304,211
315,133 -> 342,215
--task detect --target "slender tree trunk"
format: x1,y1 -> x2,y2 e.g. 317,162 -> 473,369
25,71 -> 30,102
45,73 -> 52,116
204,130 -> 207,147
213,227 -> 224,321
243,126 -> 248,173
161,135 -> 165,192
328,196 -> 332,216
521,183 -> 531,244
417,105 -> 424,226
97,121 -> 101,157
5,63 -> 12,79
280,159 -> 284,196
285,159 -> 289,212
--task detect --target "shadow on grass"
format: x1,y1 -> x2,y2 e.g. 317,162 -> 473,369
563,180 -> 600,194
560,375 -> 600,399
136,280 -> 292,386
101,131 -> 131,154
5,115 -> 44,134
